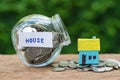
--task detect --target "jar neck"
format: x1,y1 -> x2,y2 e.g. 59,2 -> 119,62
51,14 -> 71,46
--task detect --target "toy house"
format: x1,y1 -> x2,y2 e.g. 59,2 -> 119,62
78,37 -> 100,65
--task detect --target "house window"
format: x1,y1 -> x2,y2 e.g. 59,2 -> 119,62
93,56 -> 96,59
89,56 -> 92,60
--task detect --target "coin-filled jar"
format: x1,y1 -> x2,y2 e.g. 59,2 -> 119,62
11,14 -> 71,67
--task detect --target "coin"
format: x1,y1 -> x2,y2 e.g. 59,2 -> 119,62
78,66 -> 93,72
24,47 -> 53,64
68,63 -> 77,69
77,64 -> 90,68
77,68 -> 83,72
105,61 -> 118,67
113,66 -> 119,69
22,27 -> 35,32
82,67 -> 92,71
105,66 -> 113,71
72,60 -> 78,64
59,60 -> 69,67
99,60 -> 105,62
64,67 -> 70,70
51,63 -> 59,68
92,66 -> 105,72
31,24 -> 47,32
106,59 -> 120,67
52,67 -> 66,72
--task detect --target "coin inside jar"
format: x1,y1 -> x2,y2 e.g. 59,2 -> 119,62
18,24 -> 66,65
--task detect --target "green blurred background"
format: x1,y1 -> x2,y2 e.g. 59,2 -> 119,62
0,0 -> 120,54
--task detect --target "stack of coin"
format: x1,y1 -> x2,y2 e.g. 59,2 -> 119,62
51,60 -> 78,72
51,59 -> 120,72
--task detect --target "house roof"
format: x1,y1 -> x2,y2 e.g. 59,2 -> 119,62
78,38 -> 100,51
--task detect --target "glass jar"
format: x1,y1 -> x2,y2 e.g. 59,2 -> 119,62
11,14 -> 71,67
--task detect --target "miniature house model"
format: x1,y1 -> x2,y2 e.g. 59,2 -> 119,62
78,36 -> 100,65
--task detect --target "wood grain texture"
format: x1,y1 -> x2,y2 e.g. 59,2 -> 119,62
0,54 -> 120,80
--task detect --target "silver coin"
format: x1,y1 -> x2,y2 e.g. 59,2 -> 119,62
92,66 -> 105,72
113,66 -> 119,69
64,67 -> 70,70
77,64 -> 90,68
24,47 -> 53,64
22,26 -> 36,32
106,59 -> 120,68
31,24 -> 47,32
72,60 -> 78,64
59,60 -> 69,67
68,63 -> 77,69
105,66 -> 113,72
51,63 -> 59,68
69,60 -> 75,64
105,61 -> 118,67
99,60 -> 105,62
34,52 -> 52,64
52,67 -> 66,72
92,64 -> 105,68
82,67 -> 92,71
77,68 -> 84,72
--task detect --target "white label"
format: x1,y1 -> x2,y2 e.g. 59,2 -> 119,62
18,32 -> 53,48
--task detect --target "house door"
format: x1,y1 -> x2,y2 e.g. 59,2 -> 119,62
82,54 -> 86,64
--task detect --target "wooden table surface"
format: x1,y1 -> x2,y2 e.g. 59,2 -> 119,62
0,54 -> 120,80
